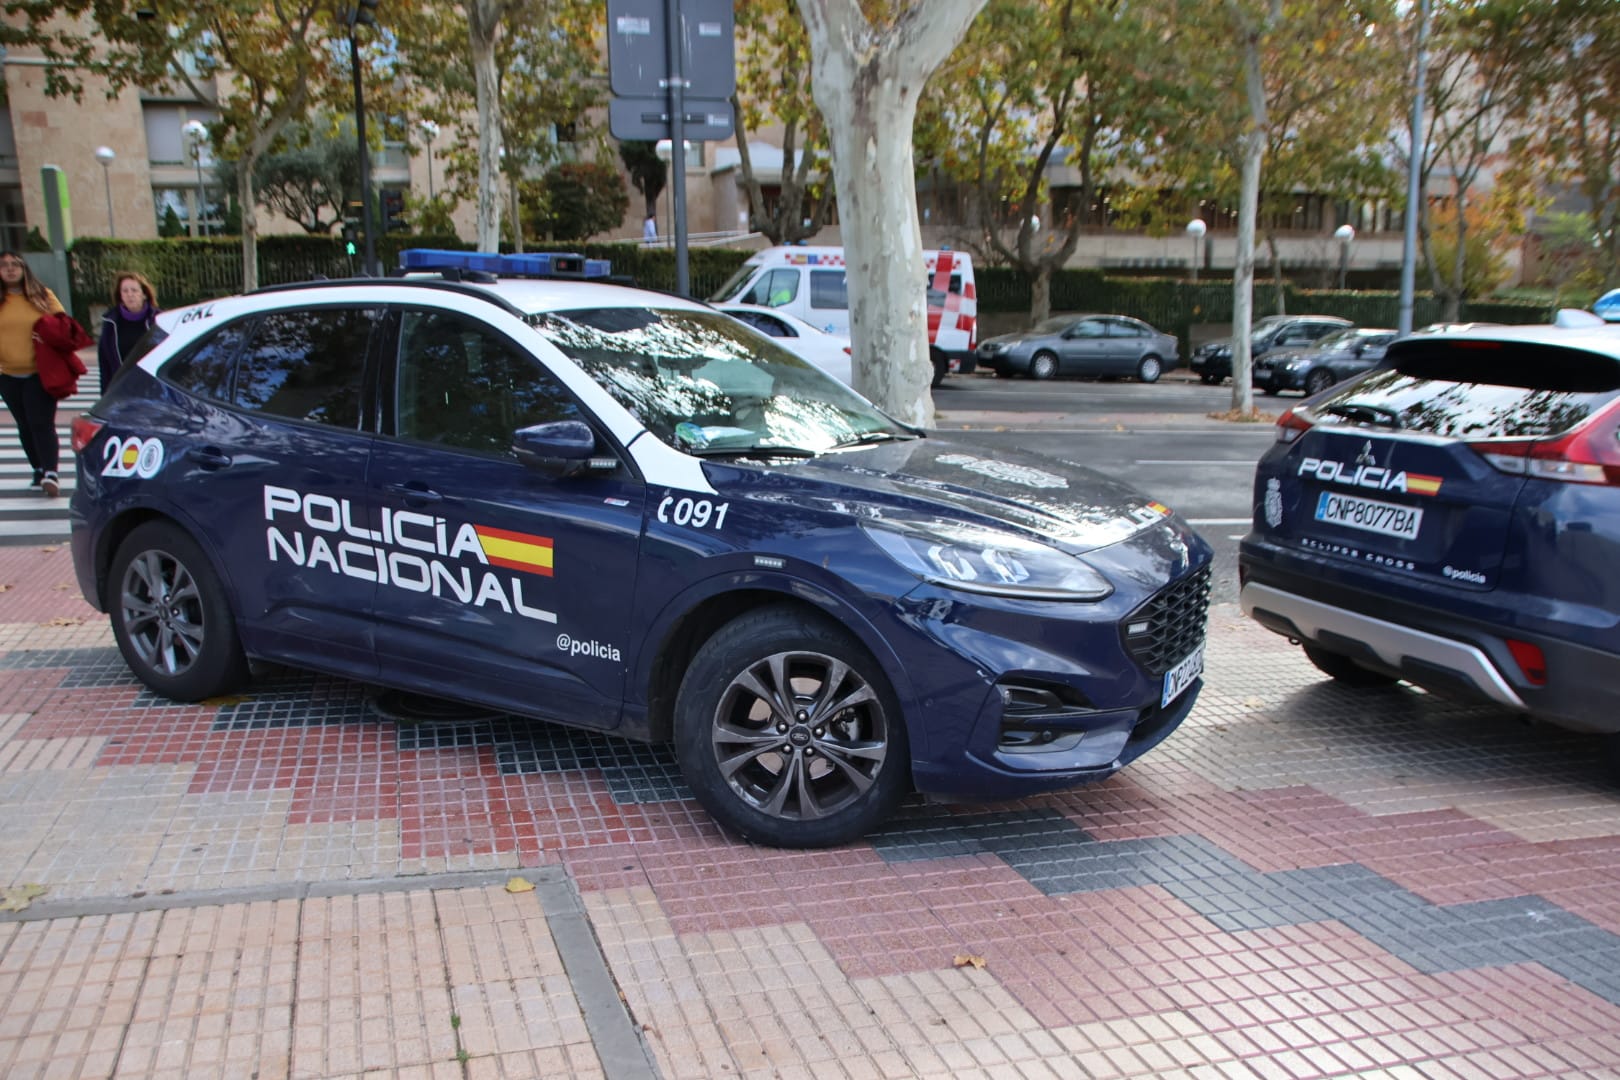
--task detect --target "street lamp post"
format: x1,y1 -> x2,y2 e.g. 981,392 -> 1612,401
348,0 -> 381,276
94,146 -> 116,238
182,120 -> 209,237
1185,218 -> 1207,283
419,120 -> 438,201
1334,223 -> 1356,290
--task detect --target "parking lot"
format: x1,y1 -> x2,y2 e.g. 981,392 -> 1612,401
3,374 -> 1619,1079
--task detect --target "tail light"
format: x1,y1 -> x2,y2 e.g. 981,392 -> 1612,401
1275,407 -> 1313,444
1469,401 -> 1620,485
71,415 -> 105,454
1506,639 -> 1547,686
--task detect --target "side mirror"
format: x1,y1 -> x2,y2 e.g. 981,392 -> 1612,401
512,420 -> 609,477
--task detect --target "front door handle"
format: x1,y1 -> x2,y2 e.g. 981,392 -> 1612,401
193,447 -> 232,470
384,481 -> 443,505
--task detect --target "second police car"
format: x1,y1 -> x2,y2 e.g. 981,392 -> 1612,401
70,250 -> 1212,848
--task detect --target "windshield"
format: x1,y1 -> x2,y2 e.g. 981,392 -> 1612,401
1251,316 -> 1289,342
1310,328 -> 1361,350
528,307 -> 905,455
710,263 -> 761,303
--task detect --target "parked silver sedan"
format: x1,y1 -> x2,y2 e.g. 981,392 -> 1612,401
976,314 -> 1180,382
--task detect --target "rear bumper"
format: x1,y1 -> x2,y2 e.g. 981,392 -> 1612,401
941,348 -> 978,375
1240,549 -> 1620,734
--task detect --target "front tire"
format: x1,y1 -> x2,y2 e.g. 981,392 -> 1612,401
674,606 -> 910,848
1303,643 -> 1398,688
108,521 -> 249,701
1137,354 -> 1162,383
1305,369 -> 1336,396
1029,351 -> 1058,380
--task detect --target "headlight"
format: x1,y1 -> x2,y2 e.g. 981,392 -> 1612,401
863,521 -> 1113,601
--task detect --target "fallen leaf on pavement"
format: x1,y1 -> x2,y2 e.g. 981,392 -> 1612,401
200,695 -> 248,708
44,617 -> 83,627
37,546 -> 59,553
1243,696 -> 1265,709
504,877 -> 535,894
952,954 -> 987,969
0,884 -> 47,912
0,584 -> 13,592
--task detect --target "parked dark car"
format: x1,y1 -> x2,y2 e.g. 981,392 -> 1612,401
1190,315 -> 1352,384
976,314 -> 1180,382
1240,325 -> 1620,762
1252,327 -> 1398,396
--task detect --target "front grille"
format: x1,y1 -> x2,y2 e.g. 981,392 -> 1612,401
1122,566 -> 1212,675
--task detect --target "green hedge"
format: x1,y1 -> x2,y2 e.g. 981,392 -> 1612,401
68,238 -> 1551,345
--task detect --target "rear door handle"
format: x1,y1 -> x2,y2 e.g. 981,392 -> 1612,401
384,482 -> 443,505
193,447 -> 232,470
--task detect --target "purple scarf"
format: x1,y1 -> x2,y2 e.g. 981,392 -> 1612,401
118,303 -> 154,324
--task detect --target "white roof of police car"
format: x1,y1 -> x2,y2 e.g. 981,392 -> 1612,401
1402,322 -> 1620,361
138,278 -> 723,498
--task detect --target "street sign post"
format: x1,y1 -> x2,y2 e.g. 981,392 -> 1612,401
607,0 -> 735,297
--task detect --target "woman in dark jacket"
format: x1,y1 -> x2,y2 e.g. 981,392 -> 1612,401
97,271 -> 159,390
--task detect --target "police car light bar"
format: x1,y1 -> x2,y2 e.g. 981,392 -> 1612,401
398,249 -> 611,279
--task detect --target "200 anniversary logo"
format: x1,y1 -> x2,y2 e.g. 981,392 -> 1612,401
263,484 -> 557,623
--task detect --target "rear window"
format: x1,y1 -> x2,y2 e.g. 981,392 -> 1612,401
1314,341 -> 1620,439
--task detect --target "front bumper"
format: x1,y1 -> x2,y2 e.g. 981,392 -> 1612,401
897,553 -> 1212,800
1240,544 -> 1620,734
1190,352 -> 1231,378
1251,367 -> 1305,391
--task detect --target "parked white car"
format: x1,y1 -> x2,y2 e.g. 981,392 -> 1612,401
714,303 -> 853,385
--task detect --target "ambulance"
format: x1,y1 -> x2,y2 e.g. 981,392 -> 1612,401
710,245 -> 979,386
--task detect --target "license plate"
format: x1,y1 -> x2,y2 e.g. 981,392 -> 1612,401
1161,644 -> 1205,708
1314,491 -> 1423,540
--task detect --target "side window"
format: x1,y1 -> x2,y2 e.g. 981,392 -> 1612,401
233,308 -> 373,428
395,309 -> 584,457
758,315 -> 794,338
1071,319 -> 1106,339
1107,319 -> 1146,338
1306,323 -> 1340,341
160,319 -> 250,401
809,269 -> 847,310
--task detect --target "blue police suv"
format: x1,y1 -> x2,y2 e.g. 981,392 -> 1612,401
69,250 -> 1211,847
1240,323 -> 1620,759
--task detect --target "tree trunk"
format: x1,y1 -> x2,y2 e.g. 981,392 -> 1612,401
1229,21 -> 1267,417
1447,207 -> 1466,321
797,0 -> 987,427
1030,265 -> 1053,325
468,0 -> 505,254
238,162 -> 259,292
1266,232 -> 1286,315
508,174 -> 524,254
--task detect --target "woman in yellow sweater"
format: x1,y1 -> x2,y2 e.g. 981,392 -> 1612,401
0,252 -> 66,497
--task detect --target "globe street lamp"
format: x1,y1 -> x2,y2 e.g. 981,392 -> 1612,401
1334,223 -> 1356,290
419,119 -> 438,201
1185,218 -> 1207,283
94,146 -> 117,238
182,120 -> 209,236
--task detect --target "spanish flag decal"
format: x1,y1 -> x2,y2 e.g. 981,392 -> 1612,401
1405,473 -> 1443,497
473,526 -> 554,576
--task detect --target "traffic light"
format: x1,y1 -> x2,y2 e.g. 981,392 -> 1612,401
381,189 -> 406,232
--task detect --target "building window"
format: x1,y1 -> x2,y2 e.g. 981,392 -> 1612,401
143,103 -> 219,166
1,187 -> 26,252
154,186 -> 222,237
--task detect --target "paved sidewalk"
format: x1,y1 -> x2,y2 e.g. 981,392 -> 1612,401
2,543 -> 1619,1078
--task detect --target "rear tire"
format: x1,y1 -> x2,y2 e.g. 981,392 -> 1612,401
1030,351 -> 1058,380
1262,386 -> 1279,396
1137,355 -> 1162,383
674,606 -> 911,848
930,350 -> 948,388
108,521 -> 250,702
1303,643 -> 1398,687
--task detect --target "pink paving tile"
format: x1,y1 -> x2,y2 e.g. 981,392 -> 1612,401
0,545 -> 100,623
